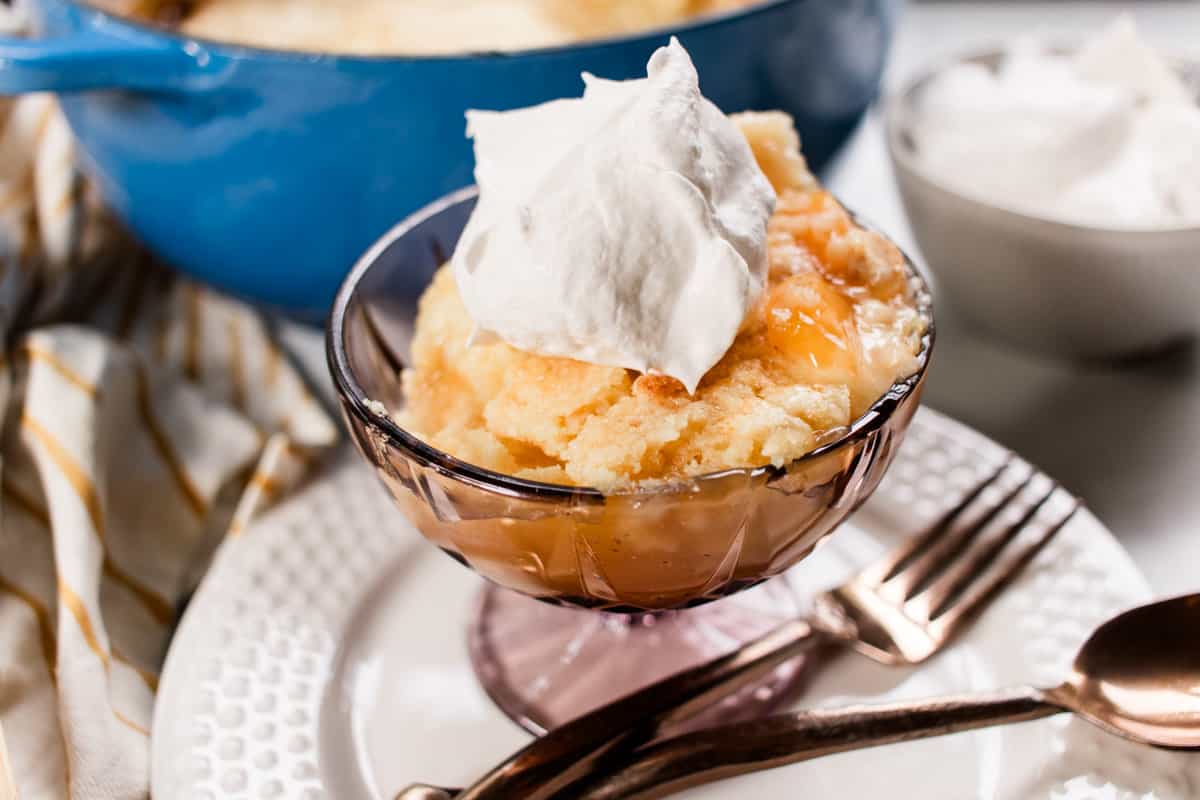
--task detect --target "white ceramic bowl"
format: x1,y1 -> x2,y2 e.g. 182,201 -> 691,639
885,49 -> 1200,360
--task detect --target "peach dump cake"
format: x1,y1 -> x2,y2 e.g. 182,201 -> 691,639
93,0 -> 764,55
393,44 -> 926,491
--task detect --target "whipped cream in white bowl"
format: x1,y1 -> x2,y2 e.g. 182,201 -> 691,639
910,16 -> 1200,231
452,38 -> 775,393
886,17 -> 1200,360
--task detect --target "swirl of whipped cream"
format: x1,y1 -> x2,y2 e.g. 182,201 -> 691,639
452,38 -> 776,393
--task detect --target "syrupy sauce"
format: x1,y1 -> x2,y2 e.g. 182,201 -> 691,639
91,0 -> 200,26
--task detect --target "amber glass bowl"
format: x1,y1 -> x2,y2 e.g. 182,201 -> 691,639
327,187 -> 934,613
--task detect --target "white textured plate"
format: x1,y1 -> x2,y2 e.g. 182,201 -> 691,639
151,408 -> 1198,800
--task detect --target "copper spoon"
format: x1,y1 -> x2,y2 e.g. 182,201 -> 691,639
563,594 -> 1200,799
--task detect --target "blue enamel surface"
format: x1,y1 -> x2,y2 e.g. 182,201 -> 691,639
5,0 -> 898,320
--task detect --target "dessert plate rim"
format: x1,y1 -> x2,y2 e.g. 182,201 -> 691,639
151,407 -> 1196,800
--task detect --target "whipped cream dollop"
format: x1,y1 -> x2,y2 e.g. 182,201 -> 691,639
912,15 -> 1200,229
452,38 -> 776,393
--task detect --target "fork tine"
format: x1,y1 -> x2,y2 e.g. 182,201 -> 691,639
880,463 -> 1037,601
910,477 -> 1058,622
928,497 -> 1081,636
860,456 -> 1014,586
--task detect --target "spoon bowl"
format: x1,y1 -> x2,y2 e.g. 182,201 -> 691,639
1053,594 -> 1200,749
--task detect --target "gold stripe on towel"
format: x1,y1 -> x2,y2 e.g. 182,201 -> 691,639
112,709 -> 148,738
134,368 -> 208,518
100,560 -> 172,627
0,175 -> 31,217
248,471 -> 282,498
49,172 -> 81,219
0,575 -> 56,677
283,440 -> 318,466
20,344 -> 99,397
4,476 -> 172,627
113,647 -> 159,693
3,477 -> 50,527
57,579 -> 108,668
21,415 -> 105,541
264,337 -> 282,387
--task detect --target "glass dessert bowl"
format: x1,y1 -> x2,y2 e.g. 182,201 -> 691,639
331,43 -> 931,731
328,188 -> 933,734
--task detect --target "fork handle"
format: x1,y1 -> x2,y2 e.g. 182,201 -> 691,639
566,687 -> 1064,800
451,617 -> 840,800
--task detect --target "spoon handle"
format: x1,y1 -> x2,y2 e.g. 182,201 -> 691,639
565,687 -> 1063,800
451,618 -> 836,800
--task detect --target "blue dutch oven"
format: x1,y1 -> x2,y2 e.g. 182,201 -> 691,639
0,0 -> 898,319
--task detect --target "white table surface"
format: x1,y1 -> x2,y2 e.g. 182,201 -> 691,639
827,1 -> 1200,596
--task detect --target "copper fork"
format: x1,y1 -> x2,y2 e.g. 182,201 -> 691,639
400,456 -> 1080,800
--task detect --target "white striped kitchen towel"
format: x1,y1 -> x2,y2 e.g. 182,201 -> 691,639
0,90 -> 339,799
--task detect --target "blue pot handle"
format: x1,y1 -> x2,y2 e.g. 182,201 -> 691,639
0,25 -> 230,95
